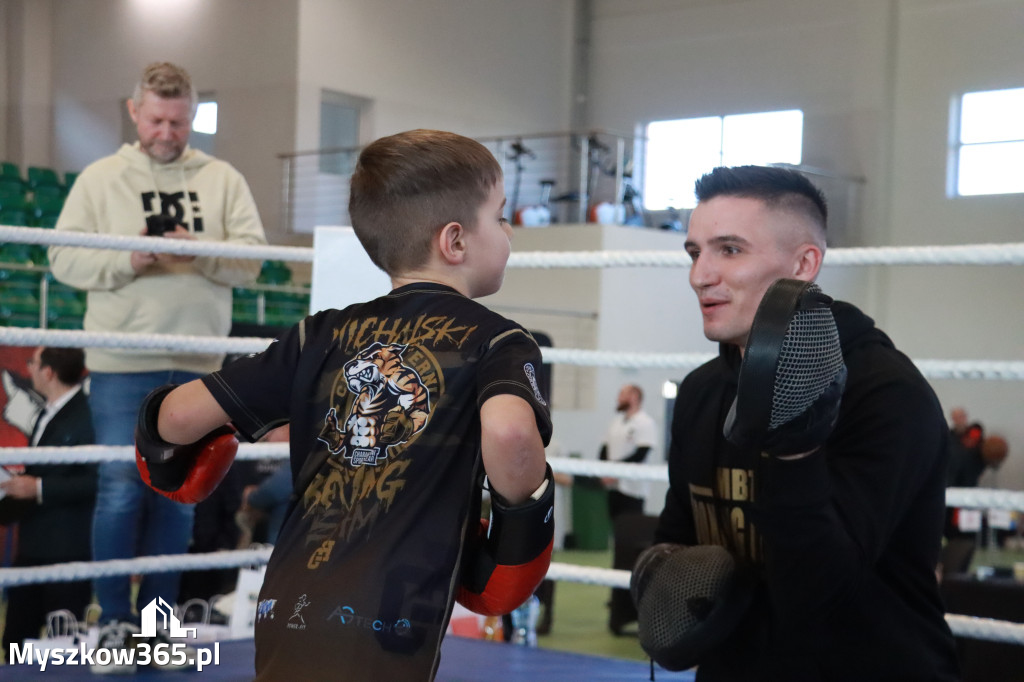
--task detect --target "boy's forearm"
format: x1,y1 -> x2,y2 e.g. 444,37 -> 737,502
480,395 -> 547,505
157,379 -> 231,444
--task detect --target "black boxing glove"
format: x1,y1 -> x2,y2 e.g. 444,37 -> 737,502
457,464 -> 555,616
724,279 -> 847,458
135,384 -> 238,504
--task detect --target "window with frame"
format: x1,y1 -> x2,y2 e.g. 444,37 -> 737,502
319,90 -> 369,175
951,87 -> 1024,197
643,109 -> 803,210
189,95 -> 217,156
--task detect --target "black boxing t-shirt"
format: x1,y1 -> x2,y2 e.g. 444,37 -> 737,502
202,282 -> 551,682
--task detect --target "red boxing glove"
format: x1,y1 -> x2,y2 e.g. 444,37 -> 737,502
135,385 -> 238,504
457,464 -> 555,616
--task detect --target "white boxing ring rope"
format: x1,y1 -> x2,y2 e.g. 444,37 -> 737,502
4,224 -> 1024,268
3,445 -> 1021,512
1,328 -> 1024,382
1,226 -> 1024,646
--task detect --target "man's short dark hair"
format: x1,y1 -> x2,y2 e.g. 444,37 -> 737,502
694,165 -> 828,236
39,347 -> 86,386
348,129 -> 503,276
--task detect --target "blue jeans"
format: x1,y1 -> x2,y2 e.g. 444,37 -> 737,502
90,370 -> 202,624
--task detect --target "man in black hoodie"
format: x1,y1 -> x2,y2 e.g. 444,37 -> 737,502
655,165 -> 960,681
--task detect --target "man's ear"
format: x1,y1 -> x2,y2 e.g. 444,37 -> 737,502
127,97 -> 139,125
438,221 -> 467,265
792,243 -> 823,281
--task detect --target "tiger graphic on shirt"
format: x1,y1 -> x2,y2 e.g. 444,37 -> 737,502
304,342 -> 442,558
317,342 -> 431,466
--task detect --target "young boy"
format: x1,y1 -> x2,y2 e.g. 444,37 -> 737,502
133,130 -> 554,680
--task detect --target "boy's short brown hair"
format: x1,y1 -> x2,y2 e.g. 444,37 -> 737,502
349,129 -> 503,275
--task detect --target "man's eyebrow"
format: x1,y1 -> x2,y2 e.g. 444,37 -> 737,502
684,234 -> 752,250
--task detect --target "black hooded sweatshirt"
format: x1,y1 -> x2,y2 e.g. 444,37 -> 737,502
656,301 -> 960,681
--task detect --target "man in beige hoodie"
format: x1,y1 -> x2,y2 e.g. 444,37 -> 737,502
50,61 -> 266,674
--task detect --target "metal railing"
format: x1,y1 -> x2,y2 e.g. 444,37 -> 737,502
277,129 -> 642,234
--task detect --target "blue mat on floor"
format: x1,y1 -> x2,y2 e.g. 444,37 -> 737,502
4,635 -> 695,681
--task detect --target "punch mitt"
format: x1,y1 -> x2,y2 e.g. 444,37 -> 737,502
631,543 -> 755,671
135,384 -> 238,504
457,464 -> 555,616
724,278 -> 847,457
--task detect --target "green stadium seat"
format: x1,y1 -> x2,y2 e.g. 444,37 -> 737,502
27,166 -> 62,190
258,260 -> 292,285
0,278 -> 40,310
0,208 -> 32,227
33,184 -> 64,201
1,162 -> 23,183
0,242 -> 39,265
35,212 -> 60,229
0,179 -> 26,203
32,192 -> 64,218
232,287 -> 260,324
47,289 -> 86,318
29,244 -> 48,264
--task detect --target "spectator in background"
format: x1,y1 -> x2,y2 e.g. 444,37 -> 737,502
598,383 -> 657,636
947,410 -> 988,488
599,384 -> 657,519
237,425 -> 292,546
48,61 -> 266,672
981,435 -> 1009,471
0,347 -> 95,649
949,431 -> 1009,490
239,464 -> 292,545
949,406 -> 969,440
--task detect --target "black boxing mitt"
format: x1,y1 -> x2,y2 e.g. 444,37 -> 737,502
724,279 -> 847,458
631,543 -> 756,671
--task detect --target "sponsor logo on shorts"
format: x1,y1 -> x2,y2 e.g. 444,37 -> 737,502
288,594 -> 311,630
326,605 -> 412,634
257,599 -> 277,622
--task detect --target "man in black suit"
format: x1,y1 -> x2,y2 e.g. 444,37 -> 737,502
1,347 -> 96,648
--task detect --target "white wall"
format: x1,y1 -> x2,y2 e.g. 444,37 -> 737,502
1,0 -> 57,169
886,0 -> 1024,489
588,0 -> 897,249
0,1 -> 10,162
48,0 -> 300,243
295,0 -> 575,149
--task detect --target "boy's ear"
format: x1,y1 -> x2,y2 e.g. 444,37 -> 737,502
438,221 -> 467,264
